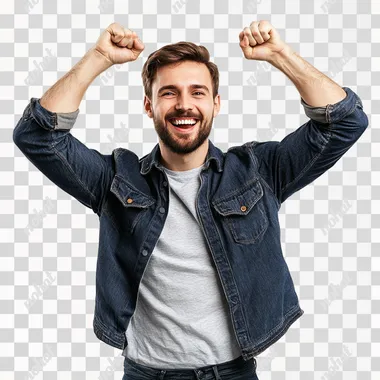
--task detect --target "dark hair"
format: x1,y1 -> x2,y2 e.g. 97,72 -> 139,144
141,41 -> 219,101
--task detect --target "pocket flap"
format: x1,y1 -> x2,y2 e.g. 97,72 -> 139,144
212,178 -> 263,216
110,175 -> 156,208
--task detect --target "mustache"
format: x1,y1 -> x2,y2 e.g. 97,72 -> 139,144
166,114 -> 201,120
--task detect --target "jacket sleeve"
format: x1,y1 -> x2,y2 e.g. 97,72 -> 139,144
251,86 -> 369,206
13,97 -> 114,216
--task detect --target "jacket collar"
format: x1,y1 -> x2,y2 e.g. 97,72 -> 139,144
139,139 -> 224,175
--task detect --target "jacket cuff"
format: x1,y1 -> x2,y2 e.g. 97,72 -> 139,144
300,87 -> 361,124
29,97 -> 80,131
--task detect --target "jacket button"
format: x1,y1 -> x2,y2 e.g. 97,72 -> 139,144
163,181 -> 168,187
142,249 -> 148,256
127,198 -> 133,204
159,207 -> 165,213
240,205 -> 247,212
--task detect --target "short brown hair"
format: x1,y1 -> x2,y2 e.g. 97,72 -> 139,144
141,41 -> 219,101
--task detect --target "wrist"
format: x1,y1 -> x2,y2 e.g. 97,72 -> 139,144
267,44 -> 294,67
86,47 -> 114,72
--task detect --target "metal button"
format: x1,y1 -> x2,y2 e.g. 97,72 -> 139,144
159,207 -> 165,213
240,205 -> 247,212
142,249 -> 148,256
127,198 -> 133,204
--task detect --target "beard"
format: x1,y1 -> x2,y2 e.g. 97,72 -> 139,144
152,112 -> 213,155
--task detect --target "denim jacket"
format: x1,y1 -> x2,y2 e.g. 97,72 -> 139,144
13,87 -> 368,361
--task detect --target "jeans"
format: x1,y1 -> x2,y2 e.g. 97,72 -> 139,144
122,355 -> 259,379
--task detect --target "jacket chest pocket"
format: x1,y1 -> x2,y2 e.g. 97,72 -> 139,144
109,175 -> 156,234
211,178 -> 268,245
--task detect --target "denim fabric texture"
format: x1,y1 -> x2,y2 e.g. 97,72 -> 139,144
122,355 -> 258,379
13,86 -> 368,362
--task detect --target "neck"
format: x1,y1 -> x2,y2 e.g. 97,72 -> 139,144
159,140 -> 209,171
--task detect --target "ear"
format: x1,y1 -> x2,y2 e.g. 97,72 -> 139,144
144,95 -> 153,118
213,94 -> 221,118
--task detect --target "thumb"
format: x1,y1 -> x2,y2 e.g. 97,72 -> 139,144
133,38 -> 145,52
239,32 -> 251,55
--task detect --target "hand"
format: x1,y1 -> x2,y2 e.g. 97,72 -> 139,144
93,22 -> 145,65
239,20 -> 289,62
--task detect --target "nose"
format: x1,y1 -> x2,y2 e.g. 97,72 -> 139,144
175,93 -> 194,111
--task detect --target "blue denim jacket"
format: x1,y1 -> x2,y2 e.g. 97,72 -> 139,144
13,87 -> 368,361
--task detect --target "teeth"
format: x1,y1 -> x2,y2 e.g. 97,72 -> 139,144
171,119 -> 197,126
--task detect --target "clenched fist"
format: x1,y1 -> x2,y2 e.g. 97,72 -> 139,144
93,22 -> 145,65
239,20 -> 289,62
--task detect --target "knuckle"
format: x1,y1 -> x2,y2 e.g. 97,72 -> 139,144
113,23 -> 122,31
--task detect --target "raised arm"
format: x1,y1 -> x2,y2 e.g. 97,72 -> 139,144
239,20 -> 369,205
13,23 -> 144,215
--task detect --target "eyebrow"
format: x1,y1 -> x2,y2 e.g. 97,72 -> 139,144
158,84 -> 210,94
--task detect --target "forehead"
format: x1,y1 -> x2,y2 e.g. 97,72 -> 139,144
153,61 -> 212,92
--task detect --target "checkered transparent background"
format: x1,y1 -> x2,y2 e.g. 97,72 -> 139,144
1,0 -> 379,379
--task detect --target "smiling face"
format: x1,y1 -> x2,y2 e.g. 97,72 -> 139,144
144,60 -> 220,155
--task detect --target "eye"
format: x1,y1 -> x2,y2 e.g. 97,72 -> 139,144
161,91 -> 205,96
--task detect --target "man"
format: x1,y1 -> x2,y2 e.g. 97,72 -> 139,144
13,21 -> 368,379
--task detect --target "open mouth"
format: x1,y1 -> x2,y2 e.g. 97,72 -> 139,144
168,118 -> 200,133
